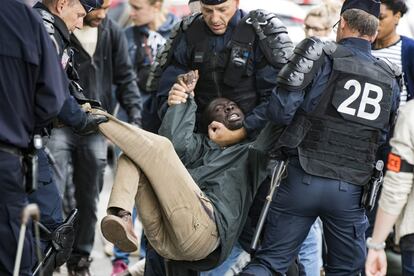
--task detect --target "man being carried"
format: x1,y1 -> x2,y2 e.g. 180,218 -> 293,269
96,71 -> 281,269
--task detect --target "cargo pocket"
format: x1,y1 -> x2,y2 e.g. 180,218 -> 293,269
352,216 -> 369,268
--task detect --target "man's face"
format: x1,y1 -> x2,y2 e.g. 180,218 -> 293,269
201,0 -> 238,35
60,0 -> 87,32
376,4 -> 400,42
304,15 -> 330,38
129,0 -> 159,27
207,98 -> 244,130
84,0 -> 112,27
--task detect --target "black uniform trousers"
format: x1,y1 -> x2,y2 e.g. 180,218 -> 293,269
242,158 -> 368,276
0,151 -> 35,275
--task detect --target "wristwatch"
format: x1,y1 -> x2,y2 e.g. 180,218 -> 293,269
366,237 -> 386,251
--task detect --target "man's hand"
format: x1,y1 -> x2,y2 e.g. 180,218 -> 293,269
73,112 -> 108,136
208,121 -> 247,147
167,70 -> 199,106
167,82 -> 189,106
365,249 -> 387,276
177,70 -> 199,92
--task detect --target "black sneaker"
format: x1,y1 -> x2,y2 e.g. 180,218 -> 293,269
67,256 -> 93,276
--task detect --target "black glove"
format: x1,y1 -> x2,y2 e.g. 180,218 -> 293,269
128,106 -> 142,127
73,112 -> 108,136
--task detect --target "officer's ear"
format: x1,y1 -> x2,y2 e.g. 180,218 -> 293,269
55,0 -> 68,14
339,16 -> 346,30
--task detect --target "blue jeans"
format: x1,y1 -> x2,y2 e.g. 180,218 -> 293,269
201,242 -> 248,275
47,127 -> 107,256
298,219 -> 323,276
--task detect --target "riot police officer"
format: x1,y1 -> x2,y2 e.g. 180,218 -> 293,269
241,0 -> 401,275
152,0 -> 293,144
0,0 -> 68,274
30,0 -> 107,274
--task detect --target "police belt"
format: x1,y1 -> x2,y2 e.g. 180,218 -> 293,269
0,141 -> 23,157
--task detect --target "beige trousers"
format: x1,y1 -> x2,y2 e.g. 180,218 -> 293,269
94,110 -> 219,261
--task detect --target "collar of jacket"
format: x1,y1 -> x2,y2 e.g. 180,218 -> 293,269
33,2 -> 71,46
339,37 -> 372,54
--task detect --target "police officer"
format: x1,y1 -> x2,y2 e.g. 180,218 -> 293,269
51,0 -> 143,271
29,0 -> 106,274
0,0 -> 68,274
241,0 -> 401,275
153,0 -> 293,145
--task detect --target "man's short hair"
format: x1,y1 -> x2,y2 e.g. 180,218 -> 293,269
43,0 -> 78,6
342,8 -> 379,37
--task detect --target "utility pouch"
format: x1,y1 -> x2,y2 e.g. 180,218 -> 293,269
24,134 -> 43,194
24,153 -> 38,194
224,42 -> 252,87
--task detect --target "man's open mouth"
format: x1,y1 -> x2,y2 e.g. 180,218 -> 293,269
228,113 -> 240,122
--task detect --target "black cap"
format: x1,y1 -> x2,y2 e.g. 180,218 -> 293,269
189,0 -> 199,3
200,0 -> 227,5
340,0 -> 381,18
79,0 -> 104,13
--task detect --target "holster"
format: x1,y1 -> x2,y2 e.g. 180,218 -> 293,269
23,152 -> 38,194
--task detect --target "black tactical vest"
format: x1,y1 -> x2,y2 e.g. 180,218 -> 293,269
286,45 -> 396,186
185,15 -> 259,125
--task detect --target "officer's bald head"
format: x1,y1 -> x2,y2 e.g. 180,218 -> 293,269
42,0 -> 87,32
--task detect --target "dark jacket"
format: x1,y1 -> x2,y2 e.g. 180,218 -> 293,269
267,38 -> 400,143
401,35 -> 414,101
267,38 -> 400,183
0,0 -> 66,149
71,18 -> 142,124
33,2 -> 87,129
33,2 -> 91,182
159,98 -> 282,268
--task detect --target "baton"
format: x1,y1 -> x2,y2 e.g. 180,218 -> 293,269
250,160 -> 286,252
13,204 -> 41,276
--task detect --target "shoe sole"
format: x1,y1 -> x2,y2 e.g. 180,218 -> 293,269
101,215 -> 138,253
